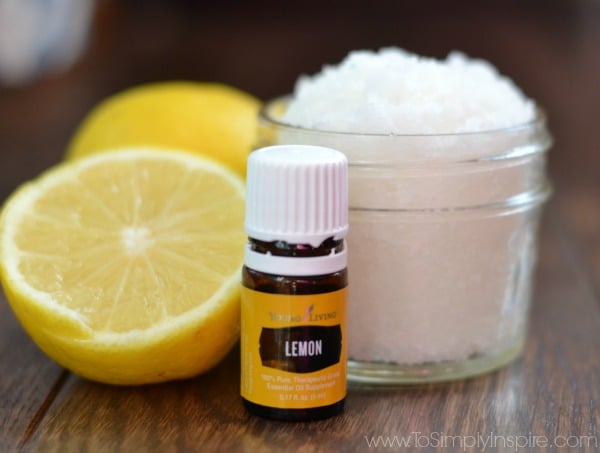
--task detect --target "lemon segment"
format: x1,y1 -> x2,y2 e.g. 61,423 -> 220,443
65,82 -> 261,177
0,148 -> 245,384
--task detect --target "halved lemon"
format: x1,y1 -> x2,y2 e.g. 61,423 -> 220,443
0,148 -> 245,384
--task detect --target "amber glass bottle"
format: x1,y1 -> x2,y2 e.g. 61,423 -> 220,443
241,145 -> 348,421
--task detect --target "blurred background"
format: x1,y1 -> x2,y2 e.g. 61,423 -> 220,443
0,4 -> 598,447
0,0 -> 598,270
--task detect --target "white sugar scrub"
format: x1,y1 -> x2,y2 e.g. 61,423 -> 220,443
257,48 -> 552,383
283,48 -> 536,135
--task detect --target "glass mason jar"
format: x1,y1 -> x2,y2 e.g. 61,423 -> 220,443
256,97 -> 552,384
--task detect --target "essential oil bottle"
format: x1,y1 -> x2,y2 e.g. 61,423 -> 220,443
241,145 -> 348,421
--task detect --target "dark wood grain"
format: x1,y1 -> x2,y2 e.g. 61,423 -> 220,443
15,211 -> 599,452
0,299 -> 66,452
1,1 -> 599,451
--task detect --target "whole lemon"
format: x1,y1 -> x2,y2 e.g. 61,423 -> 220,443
65,82 -> 260,176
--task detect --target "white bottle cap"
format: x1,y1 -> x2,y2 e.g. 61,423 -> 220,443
245,145 -> 348,247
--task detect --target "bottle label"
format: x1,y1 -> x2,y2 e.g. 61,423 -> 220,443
241,287 -> 347,409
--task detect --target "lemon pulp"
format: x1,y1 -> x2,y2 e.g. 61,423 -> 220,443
0,148 -> 245,384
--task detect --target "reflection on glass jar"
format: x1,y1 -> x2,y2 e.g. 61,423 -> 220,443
257,97 -> 552,384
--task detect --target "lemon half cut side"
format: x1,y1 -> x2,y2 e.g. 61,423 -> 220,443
0,148 -> 246,385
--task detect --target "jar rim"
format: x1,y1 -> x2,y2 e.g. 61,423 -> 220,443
260,96 -> 549,138
259,96 -> 552,164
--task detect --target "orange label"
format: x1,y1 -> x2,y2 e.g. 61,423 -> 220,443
241,287 -> 347,409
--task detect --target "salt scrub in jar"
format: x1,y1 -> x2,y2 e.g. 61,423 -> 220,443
256,48 -> 552,384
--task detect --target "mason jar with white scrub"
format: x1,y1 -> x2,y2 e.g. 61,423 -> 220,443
256,96 -> 551,384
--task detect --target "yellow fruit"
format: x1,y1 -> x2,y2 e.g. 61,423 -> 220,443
0,148 -> 246,384
65,82 -> 260,176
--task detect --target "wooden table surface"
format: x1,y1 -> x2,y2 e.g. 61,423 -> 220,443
1,1 -> 599,451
